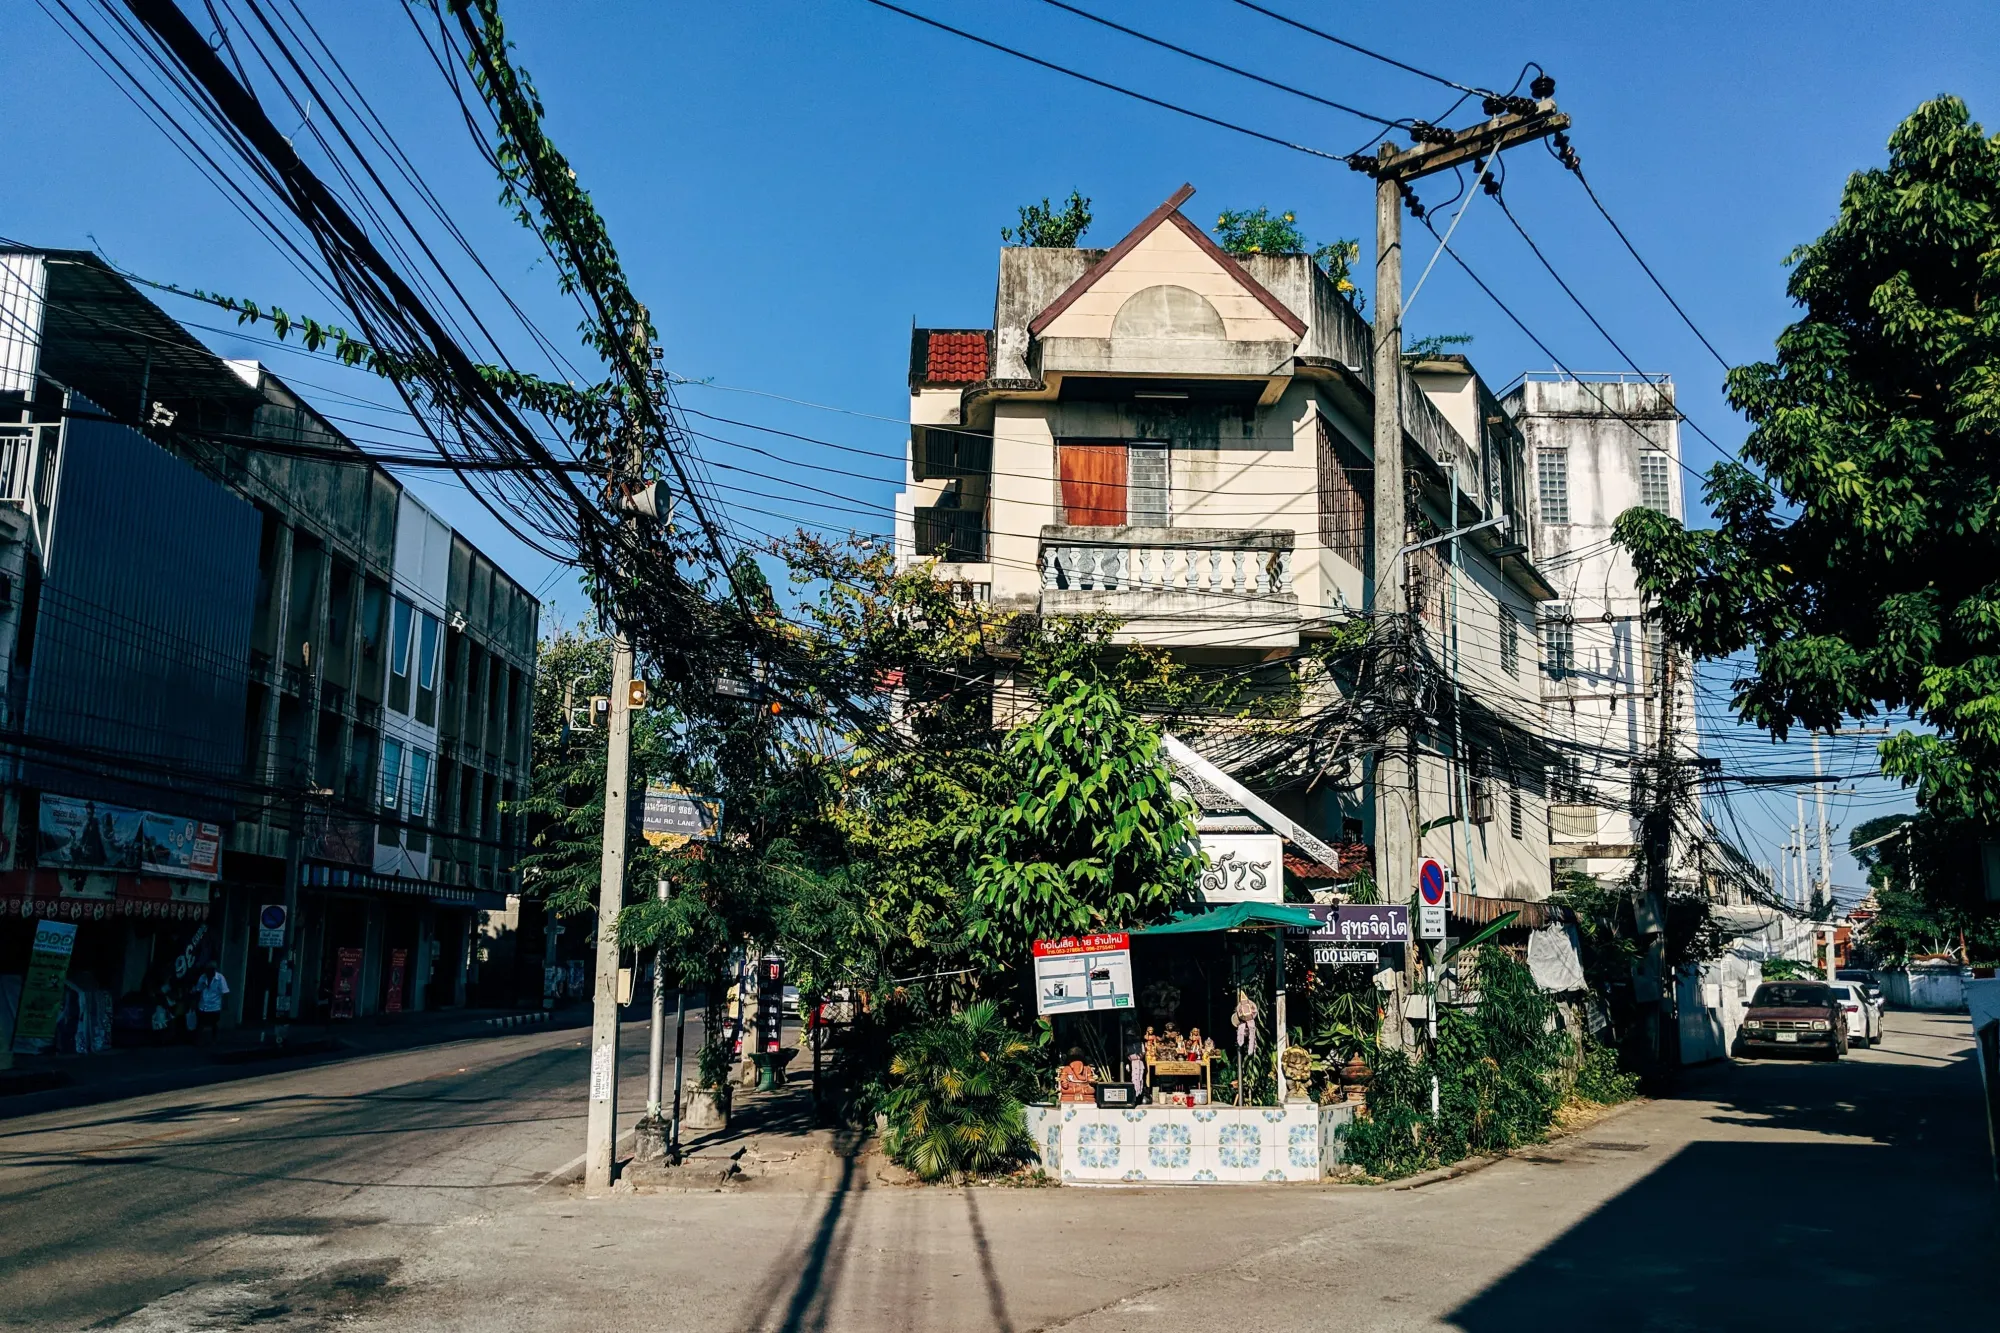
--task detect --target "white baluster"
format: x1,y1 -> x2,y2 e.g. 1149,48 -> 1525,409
1043,546 -> 1059,590
1206,548 -> 1221,592
1277,549 -> 1293,593
1137,545 -> 1153,589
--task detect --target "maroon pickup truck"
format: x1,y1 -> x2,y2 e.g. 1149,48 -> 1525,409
1733,981 -> 1848,1061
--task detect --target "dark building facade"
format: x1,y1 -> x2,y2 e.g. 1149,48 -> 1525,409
0,247 -> 539,1055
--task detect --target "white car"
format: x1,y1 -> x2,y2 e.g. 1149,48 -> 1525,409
1827,980 -> 1881,1047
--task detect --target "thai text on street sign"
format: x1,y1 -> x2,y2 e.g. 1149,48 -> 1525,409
1419,905 -> 1448,939
1032,933 -> 1134,1016
1314,944 -> 1381,967
258,904 -> 287,948
1296,904 -> 1410,944
642,781 -> 723,845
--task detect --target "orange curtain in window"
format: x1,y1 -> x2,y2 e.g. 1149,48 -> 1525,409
1058,444 -> 1126,526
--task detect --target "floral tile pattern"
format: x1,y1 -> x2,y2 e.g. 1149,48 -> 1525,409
1193,1168 -> 1218,1182
1076,1121 -> 1121,1170
1147,1121 -> 1192,1169
1288,1124 -> 1319,1169
1218,1122 -> 1261,1169
1121,1168 -> 1148,1182
1121,1109 -> 1147,1122
1261,1109 -> 1288,1123
1263,1168 -> 1289,1182
1192,1109 -> 1218,1124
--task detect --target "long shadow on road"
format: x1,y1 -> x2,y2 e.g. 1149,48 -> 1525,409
1450,1020 -> 1996,1332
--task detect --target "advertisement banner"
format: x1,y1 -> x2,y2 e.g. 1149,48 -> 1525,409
38,794 -> 221,880
1032,933 -> 1134,1016
11,919 -> 78,1046
331,948 -> 364,1020
641,782 -> 723,846
1297,904 -> 1411,945
1196,833 -> 1283,904
384,948 -> 408,1015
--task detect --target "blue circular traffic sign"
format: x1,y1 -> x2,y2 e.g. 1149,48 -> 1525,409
1418,859 -> 1446,906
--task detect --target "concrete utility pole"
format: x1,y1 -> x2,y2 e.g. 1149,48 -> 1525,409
1359,98 -> 1569,1041
583,635 -> 635,1195
1642,642 -> 1678,1070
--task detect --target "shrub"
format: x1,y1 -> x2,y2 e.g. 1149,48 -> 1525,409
1344,947 -> 1569,1178
1002,191 -> 1092,247
1574,1040 -> 1640,1105
881,1001 -> 1040,1181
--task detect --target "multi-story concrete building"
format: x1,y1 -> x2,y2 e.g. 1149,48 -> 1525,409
0,248 -> 538,1050
1504,372 -> 1698,891
894,186 -> 1563,912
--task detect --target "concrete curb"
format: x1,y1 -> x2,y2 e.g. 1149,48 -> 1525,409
1389,1095 -> 1647,1189
537,1126 -> 640,1193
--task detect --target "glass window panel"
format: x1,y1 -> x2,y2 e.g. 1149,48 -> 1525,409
390,598 -> 414,678
418,612 -> 441,690
380,738 -> 404,810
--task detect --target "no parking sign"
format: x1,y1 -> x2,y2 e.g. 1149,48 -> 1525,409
1418,858 -> 1447,907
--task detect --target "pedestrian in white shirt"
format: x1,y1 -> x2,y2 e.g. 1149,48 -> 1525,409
191,963 -> 230,1043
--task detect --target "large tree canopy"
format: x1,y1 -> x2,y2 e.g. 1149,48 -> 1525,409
1617,98 -> 2000,839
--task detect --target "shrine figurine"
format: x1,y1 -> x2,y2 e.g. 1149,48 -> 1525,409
1057,1056 -> 1094,1103
1231,990 -> 1261,1059
1142,1027 -> 1160,1061
1186,1027 -> 1205,1060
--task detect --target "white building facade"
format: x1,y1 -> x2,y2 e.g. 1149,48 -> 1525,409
894,187 -> 1564,910
1505,372 -> 1699,890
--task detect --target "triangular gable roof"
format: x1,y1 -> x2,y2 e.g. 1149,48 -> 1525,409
1026,183 -> 1308,340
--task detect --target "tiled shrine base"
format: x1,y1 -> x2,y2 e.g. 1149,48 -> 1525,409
1025,1101 -> 1357,1184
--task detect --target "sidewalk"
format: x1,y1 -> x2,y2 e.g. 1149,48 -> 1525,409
0,1002 -> 591,1119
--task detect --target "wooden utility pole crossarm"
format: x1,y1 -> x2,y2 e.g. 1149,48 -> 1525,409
1356,102 -> 1572,184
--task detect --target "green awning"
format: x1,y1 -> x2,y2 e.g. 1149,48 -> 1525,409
1130,902 -> 1322,935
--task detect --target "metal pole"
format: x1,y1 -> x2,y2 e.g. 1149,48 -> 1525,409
583,635 -> 634,1195
645,878 -> 668,1119
1272,929 -> 1288,1104
669,979 -> 687,1160
1811,735 -> 1832,905
1795,791 -> 1808,908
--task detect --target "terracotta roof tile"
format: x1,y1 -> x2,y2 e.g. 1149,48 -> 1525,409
926,332 -> 988,384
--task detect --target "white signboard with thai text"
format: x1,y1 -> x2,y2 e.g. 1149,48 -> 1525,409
1196,833 -> 1283,904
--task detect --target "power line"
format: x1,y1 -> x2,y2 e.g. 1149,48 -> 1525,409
1224,0 -> 1501,98
859,0 -> 1364,164
1033,0 -> 1405,129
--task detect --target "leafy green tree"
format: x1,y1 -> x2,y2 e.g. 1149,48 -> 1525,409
1002,191 -> 1092,246
967,668 -> 1202,971
1615,96 -> 2000,928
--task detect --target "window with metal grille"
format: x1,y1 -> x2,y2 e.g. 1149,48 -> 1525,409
1537,447 -> 1569,524
1128,443 -> 1170,527
1409,543 -> 1449,629
1501,612 -> 1519,677
1639,451 -> 1673,513
913,506 -> 986,562
1550,803 -> 1600,840
1458,750 -> 1495,824
1316,415 -> 1370,574
1545,617 -> 1574,678
1509,788 -> 1524,840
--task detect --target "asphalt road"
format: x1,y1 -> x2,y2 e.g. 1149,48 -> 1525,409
2,1009 -> 1990,1332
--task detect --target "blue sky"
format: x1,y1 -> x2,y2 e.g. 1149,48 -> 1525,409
15,0 -> 1997,892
